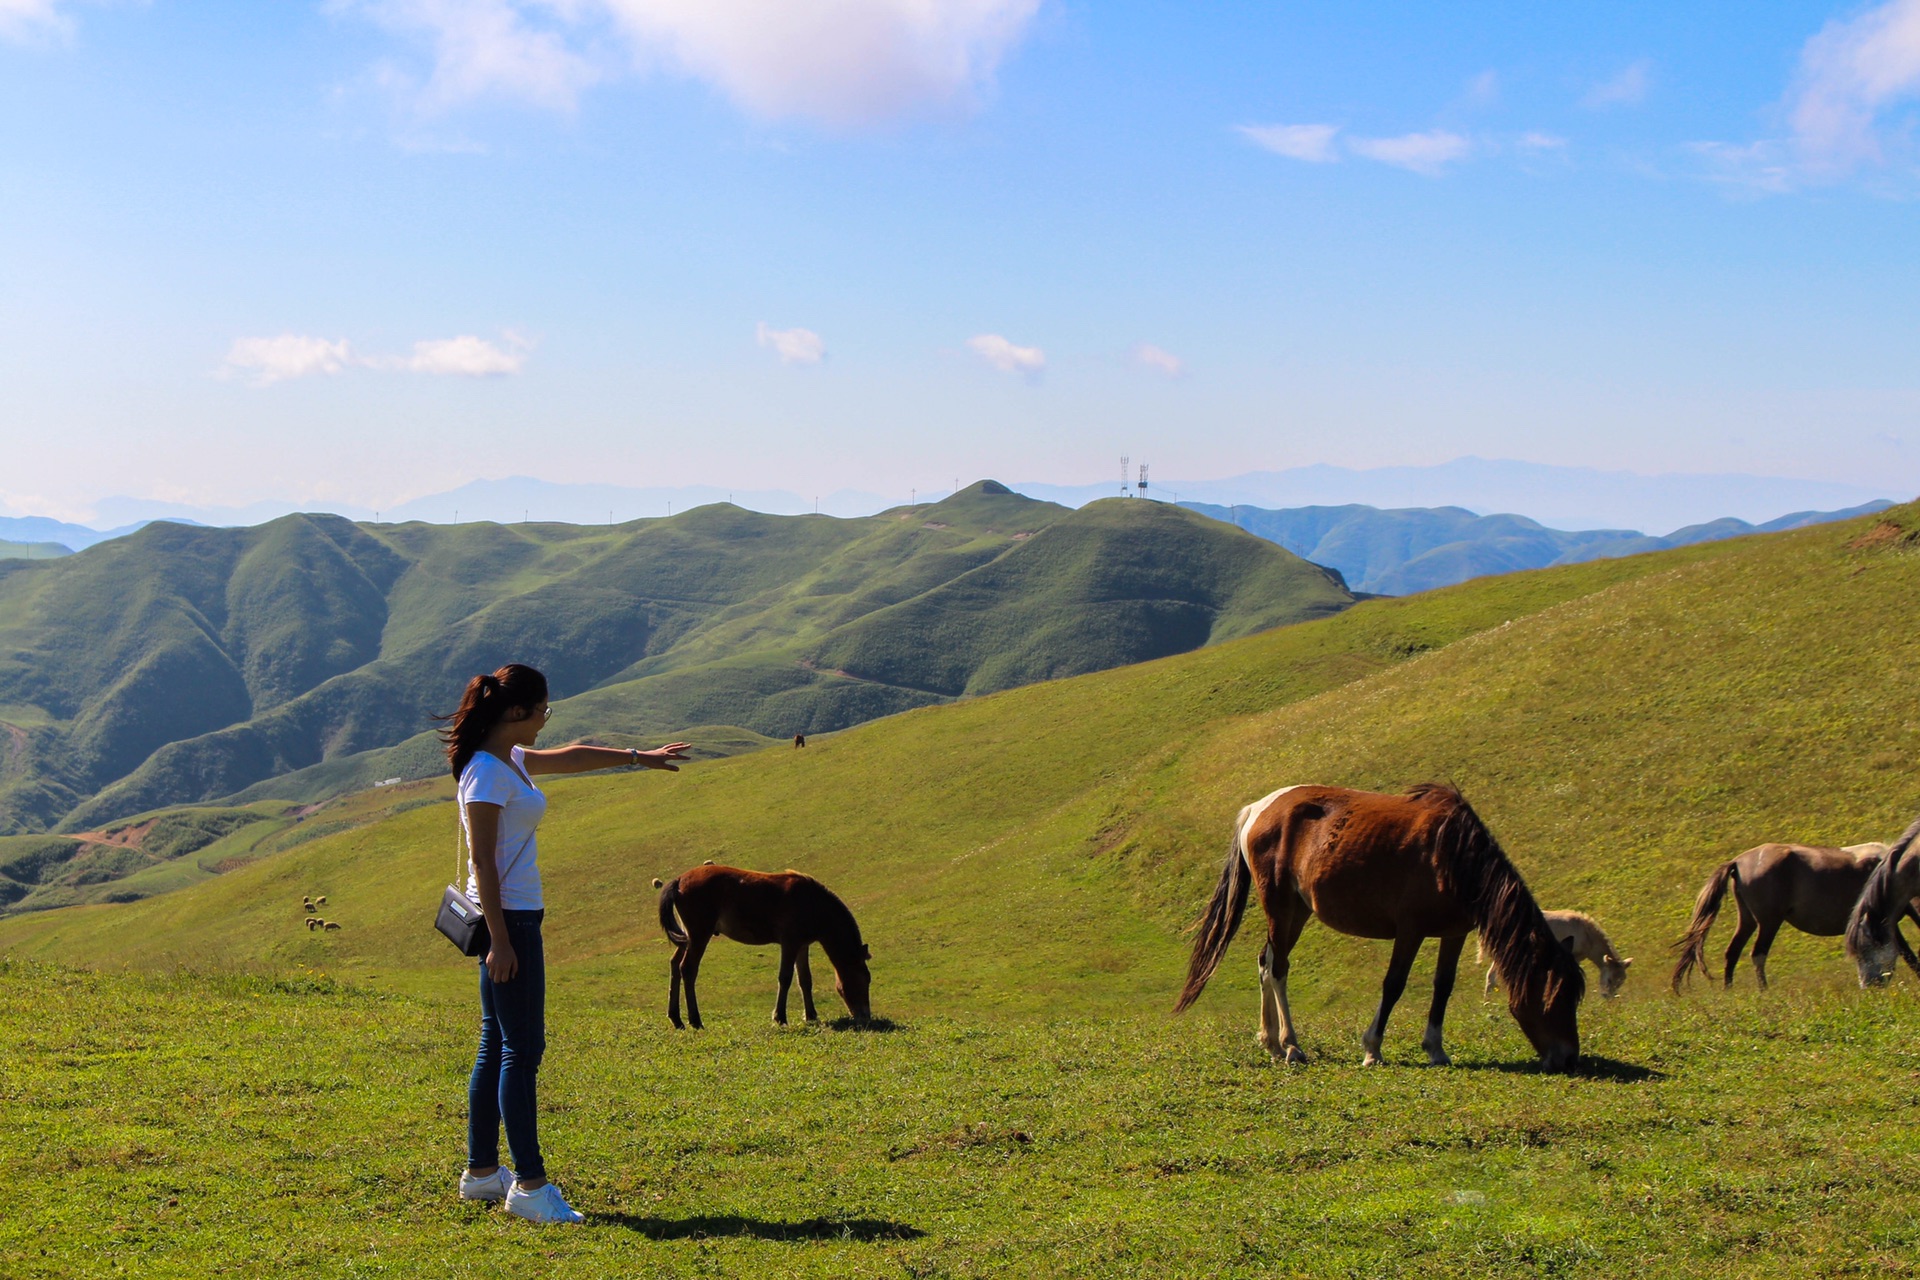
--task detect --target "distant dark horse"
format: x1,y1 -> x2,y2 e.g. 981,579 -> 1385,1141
1847,811 -> 1920,986
655,864 -> 871,1028
1670,841 -> 1920,990
1178,783 -> 1583,1070
794,733 -> 806,749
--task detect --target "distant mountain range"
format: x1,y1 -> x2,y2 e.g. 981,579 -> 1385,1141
0,517 -> 149,553
4,458 -> 1902,545
1018,458 -> 1898,534
1183,499 -> 1896,595
0,483 -> 1350,836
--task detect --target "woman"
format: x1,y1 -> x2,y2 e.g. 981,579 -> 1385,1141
437,663 -> 689,1224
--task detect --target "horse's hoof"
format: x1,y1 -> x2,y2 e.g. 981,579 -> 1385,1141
1361,1052 -> 1384,1067
1283,1045 -> 1308,1065
1425,1051 -> 1451,1067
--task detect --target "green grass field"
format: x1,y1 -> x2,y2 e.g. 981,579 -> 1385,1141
5,507 -> 1920,1276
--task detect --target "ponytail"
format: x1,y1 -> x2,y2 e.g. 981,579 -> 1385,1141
436,663 -> 549,779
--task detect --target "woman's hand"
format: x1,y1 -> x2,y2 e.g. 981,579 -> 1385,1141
635,742 -> 692,771
486,937 -> 519,984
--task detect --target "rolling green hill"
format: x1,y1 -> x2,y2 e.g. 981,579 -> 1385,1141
0,483 -> 1350,839
0,540 -> 71,561
13,502 -> 1920,1003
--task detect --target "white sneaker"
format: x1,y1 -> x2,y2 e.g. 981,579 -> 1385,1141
458,1166 -> 513,1202
505,1181 -> 586,1225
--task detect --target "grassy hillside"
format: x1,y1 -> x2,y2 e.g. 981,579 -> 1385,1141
5,509 -> 1920,1276
0,483 -> 1349,837
7,502 -> 1920,993
0,514 -> 1773,992
0,539 -> 71,561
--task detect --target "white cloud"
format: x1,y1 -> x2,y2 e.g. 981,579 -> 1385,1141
756,322 -> 826,365
0,0 -> 64,41
604,0 -> 1042,128
1688,140 -> 1798,196
222,335 -> 354,387
1131,344 -> 1185,378
1237,122 -> 1341,163
1786,0 -> 1920,174
967,333 -> 1044,376
1347,130 -> 1472,176
1685,0 -> 1920,193
388,334 -> 527,375
1585,58 -> 1652,108
331,0 -> 600,113
223,332 -> 527,385
337,0 -> 1043,128
1517,131 -> 1568,152
1463,70 -> 1499,107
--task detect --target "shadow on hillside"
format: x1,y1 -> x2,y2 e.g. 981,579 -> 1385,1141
825,1014 -> 903,1033
1454,1054 -> 1664,1083
592,1212 -> 925,1242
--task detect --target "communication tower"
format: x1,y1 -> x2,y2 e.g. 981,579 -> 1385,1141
1138,463 -> 1150,500
1120,456 -> 1130,496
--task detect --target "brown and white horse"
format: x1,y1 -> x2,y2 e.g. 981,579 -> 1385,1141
1670,841 -> 1920,991
655,864 -> 872,1029
1846,812 -> 1920,986
1177,783 -> 1584,1070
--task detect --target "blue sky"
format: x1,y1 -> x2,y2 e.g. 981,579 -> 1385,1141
4,1 -> 1920,519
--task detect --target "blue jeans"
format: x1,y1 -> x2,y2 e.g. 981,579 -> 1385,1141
468,910 -> 546,1182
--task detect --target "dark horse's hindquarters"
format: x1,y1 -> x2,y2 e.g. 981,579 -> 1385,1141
655,864 -> 872,1028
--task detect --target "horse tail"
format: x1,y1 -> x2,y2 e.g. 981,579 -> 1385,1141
657,876 -> 688,946
1417,783 -> 1583,1012
1175,822 -> 1253,1013
1669,860 -> 1737,992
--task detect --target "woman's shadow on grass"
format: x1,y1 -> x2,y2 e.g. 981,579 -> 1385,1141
593,1212 -> 924,1241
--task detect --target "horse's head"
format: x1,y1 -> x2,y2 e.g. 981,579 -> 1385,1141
1848,917 -> 1899,988
1597,954 -> 1631,999
1846,847 -> 1918,988
834,942 -> 873,1022
1509,931 -> 1582,1070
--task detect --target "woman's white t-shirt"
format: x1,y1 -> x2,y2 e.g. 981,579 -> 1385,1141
459,745 -> 547,911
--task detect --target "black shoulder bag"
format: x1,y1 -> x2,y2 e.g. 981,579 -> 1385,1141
434,803 -> 490,956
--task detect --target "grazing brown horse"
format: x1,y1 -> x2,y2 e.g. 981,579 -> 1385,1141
1846,812 -> 1920,986
655,864 -> 872,1029
1670,841 -> 1920,991
1177,783 -> 1584,1070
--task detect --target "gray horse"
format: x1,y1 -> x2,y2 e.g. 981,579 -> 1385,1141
1846,814 -> 1920,986
1671,841 -> 1920,990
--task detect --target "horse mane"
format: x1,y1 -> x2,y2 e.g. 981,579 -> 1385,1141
802,875 -> 866,953
1409,783 -> 1585,1010
1847,812 -> 1920,961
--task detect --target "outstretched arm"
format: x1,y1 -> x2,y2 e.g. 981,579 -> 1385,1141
521,742 -> 692,776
